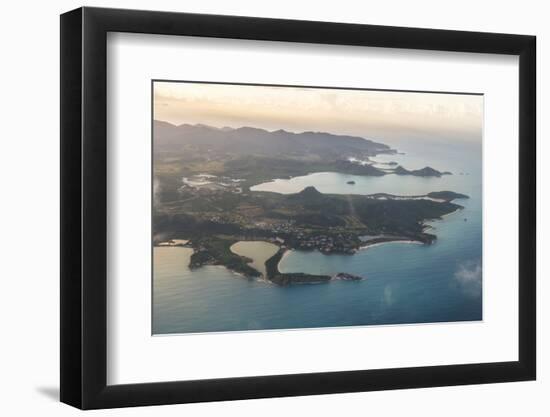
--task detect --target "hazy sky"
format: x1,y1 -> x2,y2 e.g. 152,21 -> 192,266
153,81 -> 483,144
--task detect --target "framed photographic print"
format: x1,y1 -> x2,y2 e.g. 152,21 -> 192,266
60,7 -> 536,409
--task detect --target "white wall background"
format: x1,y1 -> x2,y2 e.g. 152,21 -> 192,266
0,0 -> 545,415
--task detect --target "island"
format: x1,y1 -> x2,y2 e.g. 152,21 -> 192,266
393,165 -> 452,177
153,121 -> 468,285
333,272 -> 364,281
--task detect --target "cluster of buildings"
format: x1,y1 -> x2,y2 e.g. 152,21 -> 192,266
250,220 -> 359,254
251,220 -> 295,235
291,233 -> 357,254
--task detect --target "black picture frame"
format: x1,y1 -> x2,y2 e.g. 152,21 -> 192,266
60,6 -> 536,410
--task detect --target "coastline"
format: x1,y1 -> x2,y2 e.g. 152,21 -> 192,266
438,206 -> 463,219
155,235 -> 430,284
358,239 -> 424,251
275,248 -> 291,277
154,200 -> 465,284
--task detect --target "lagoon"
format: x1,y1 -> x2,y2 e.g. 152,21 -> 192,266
230,241 -> 279,278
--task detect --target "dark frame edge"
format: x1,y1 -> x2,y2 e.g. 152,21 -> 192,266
517,34 -> 537,380
60,7 -> 83,409
86,361 -> 533,410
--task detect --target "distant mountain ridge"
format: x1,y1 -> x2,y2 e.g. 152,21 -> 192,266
154,120 -> 393,158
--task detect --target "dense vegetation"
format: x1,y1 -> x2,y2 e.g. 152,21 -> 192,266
426,191 -> 469,200
265,248 -> 331,285
189,236 -> 261,277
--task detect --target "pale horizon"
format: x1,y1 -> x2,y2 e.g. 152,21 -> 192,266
153,81 -> 483,144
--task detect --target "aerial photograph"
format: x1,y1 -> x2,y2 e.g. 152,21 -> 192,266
152,81 -> 483,335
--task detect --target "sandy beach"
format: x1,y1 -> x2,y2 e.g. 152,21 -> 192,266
359,239 -> 424,251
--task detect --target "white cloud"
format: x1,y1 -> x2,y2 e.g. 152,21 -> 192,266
383,285 -> 394,306
454,259 -> 482,297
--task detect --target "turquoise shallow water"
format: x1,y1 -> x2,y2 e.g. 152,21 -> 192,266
153,138 -> 482,334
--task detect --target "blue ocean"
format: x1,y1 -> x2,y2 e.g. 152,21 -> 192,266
153,138 -> 482,334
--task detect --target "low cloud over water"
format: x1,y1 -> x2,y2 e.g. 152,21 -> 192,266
454,259 -> 482,297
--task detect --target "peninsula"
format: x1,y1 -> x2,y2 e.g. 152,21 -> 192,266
153,121 -> 467,285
